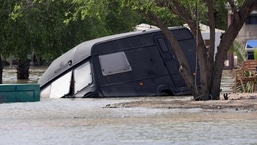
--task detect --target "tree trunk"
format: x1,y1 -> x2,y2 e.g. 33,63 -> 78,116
163,0 -> 257,100
0,56 -> 3,84
210,0 -> 257,99
159,1 -> 210,100
16,58 -> 30,80
145,11 -> 199,98
190,23 -> 209,100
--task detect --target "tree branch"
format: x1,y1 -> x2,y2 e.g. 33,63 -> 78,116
206,0 -> 215,61
227,0 -> 237,14
227,0 -> 240,22
154,0 -> 195,25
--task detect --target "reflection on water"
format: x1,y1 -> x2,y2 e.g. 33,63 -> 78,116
2,66 -> 46,84
0,98 -> 256,145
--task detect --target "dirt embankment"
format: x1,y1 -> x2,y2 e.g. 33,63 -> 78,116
104,93 -> 257,111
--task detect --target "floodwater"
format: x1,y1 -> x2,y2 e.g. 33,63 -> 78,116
1,67 -> 257,145
0,98 -> 257,145
2,66 -> 44,84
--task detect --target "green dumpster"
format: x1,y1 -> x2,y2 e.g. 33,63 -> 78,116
0,84 -> 40,103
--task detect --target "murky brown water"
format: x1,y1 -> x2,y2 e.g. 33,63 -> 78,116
1,67 -> 256,145
2,66 -> 45,84
0,98 -> 257,145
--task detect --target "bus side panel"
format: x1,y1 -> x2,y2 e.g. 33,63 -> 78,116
154,28 -> 200,94
90,28 -> 199,97
92,44 -> 175,97
97,76 -> 174,97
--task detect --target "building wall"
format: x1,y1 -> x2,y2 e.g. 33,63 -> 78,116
236,12 -> 257,45
236,24 -> 257,45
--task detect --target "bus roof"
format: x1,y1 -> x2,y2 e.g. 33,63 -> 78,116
38,26 -> 187,88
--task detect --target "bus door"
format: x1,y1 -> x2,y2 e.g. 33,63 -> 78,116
154,36 -> 187,91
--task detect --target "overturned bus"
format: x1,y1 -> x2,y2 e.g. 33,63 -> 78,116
38,27 -> 200,98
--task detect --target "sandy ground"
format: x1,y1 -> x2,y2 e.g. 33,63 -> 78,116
104,93 -> 257,111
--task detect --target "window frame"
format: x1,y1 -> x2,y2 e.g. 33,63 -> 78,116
99,51 -> 132,76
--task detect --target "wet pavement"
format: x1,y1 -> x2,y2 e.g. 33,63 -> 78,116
1,67 -> 257,145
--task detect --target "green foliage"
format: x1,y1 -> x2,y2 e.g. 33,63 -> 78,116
231,41 -> 247,63
9,3 -> 23,20
254,49 -> 257,60
119,0 -> 228,30
64,0 -> 144,34
0,0 -> 233,65
0,0 -> 13,54
0,0 -> 145,64
235,70 -> 256,93
103,1 -> 144,34
140,1 -> 228,32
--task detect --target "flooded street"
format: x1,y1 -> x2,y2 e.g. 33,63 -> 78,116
1,67 -> 257,144
0,98 -> 257,145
